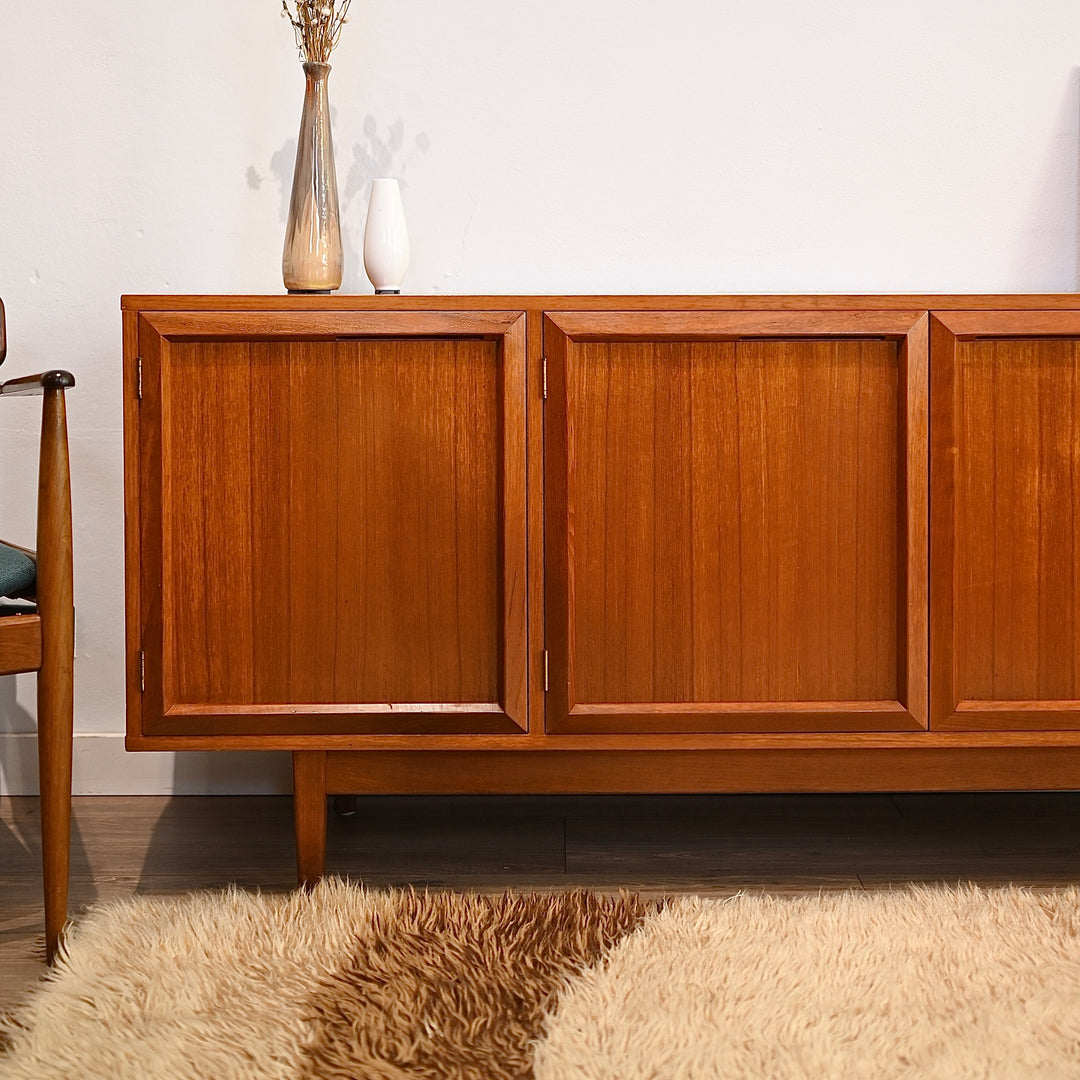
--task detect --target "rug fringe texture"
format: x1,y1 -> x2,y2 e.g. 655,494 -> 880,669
3,882 -> 1080,1079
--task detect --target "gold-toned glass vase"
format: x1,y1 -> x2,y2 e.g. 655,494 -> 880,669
282,62 -> 343,293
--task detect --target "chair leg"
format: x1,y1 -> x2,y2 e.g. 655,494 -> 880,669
37,664 -> 72,963
37,386 -> 74,963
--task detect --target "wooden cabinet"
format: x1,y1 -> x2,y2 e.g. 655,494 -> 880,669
121,296 -> 1080,880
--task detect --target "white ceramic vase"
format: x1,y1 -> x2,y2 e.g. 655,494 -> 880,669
363,178 -> 410,294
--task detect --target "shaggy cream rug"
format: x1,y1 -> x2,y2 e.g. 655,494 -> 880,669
3,881 -> 1080,1079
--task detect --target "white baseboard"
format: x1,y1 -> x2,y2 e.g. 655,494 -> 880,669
0,733 -> 293,796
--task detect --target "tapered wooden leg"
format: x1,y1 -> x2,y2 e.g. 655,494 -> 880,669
293,751 -> 327,886
37,667 -> 72,964
37,387 -> 74,963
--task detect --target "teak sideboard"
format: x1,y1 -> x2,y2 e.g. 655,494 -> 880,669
122,294 -> 1080,880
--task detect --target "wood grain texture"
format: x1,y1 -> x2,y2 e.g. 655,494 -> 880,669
544,311 -> 927,733
933,313 -> 1080,729
526,309 -> 547,738
135,316 -> 165,737
929,316 -> 957,728
135,312 -> 528,737
932,310 -> 1080,337
293,751 -> 327,884
0,615 -> 41,675
500,315 -> 529,726
123,729 -> 1080,752
34,387 -> 74,962
119,297 -> 1080,802
325,747 -> 1080,794
550,310 -> 927,338
122,311 -> 142,732
123,295 -> 1080,313
900,316 -> 930,725
141,310 -> 523,340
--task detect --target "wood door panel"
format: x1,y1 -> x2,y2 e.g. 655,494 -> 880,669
569,337 -> 900,704
545,312 -> 928,734
139,313 -> 528,736
932,315 -> 1080,728
167,337 -> 499,707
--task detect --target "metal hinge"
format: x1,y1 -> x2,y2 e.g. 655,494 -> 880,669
542,357 -> 547,401
136,357 -> 143,401
139,650 -> 145,692
543,649 -> 549,692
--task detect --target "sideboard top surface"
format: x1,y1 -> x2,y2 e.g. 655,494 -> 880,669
121,294 -> 1080,313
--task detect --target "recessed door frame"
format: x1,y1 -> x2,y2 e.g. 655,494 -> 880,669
131,310 -> 529,738
543,310 -> 929,734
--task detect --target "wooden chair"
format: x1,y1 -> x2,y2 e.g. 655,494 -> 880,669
0,297 -> 75,962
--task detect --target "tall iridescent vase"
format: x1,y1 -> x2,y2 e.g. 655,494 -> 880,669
282,62 -> 343,293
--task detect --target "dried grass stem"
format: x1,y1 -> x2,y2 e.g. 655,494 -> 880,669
281,0 -> 352,63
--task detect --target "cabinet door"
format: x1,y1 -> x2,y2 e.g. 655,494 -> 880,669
544,311 -> 928,734
131,310 -> 527,738
931,311 -> 1080,729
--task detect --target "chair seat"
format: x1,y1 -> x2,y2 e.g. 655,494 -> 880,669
0,541 -> 35,598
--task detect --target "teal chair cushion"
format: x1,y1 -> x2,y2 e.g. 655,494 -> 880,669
0,542 -> 35,598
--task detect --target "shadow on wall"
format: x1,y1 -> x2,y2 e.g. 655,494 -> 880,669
252,114 -> 430,294
0,679 -> 41,800
1015,66 -> 1080,286
1072,67 -> 1080,289
0,677 -> 33,735
268,138 -> 299,225
170,749 -> 294,796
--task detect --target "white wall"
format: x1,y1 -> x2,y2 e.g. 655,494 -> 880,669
2,0 -> 1079,794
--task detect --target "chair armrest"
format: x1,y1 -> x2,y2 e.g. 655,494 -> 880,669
0,371 -> 75,396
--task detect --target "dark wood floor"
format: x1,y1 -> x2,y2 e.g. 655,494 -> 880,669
5,791 -> 1080,1011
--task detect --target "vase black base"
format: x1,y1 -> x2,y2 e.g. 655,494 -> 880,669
375,289 -> 401,295
287,289 -> 333,295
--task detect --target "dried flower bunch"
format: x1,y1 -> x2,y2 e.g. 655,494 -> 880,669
281,0 -> 352,63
